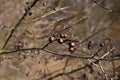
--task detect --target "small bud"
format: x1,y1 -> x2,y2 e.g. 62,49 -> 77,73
25,8 -> 27,12
49,36 -> 55,42
29,12 -> 32,16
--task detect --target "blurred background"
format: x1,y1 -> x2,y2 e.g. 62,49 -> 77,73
0,0 -> 120,80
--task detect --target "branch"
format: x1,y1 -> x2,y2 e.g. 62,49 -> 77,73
2,0 -> 40,49
47,59 -> 100,80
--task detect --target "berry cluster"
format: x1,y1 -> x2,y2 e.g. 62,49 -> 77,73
49,32 -> 77,53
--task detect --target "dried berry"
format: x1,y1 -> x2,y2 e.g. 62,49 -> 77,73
58,38 -> 64,43
60,33 -> 67,38
13,42 -> 24,49
53,8 -> 57,11
69,47 -> 75,52
43,2 -> 47,6
60,33 -> 64,38
99,43 -> 104,47
64,34 -> 67,38
69,41 -> 75,47
49,36 -> 55,42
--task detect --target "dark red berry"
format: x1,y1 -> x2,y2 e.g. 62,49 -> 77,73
69,41 -> 75,47
60,33 -> 67,38
43,2 -> 47,6
60,33 -> 64,38
64,34 -> 67,38
58,38 -> 64,43
49,36 -> 55,42
69,47 -> 75,52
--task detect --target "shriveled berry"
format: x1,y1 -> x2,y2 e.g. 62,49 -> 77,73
49,36 -> 55,42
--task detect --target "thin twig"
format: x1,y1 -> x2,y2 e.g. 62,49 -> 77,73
47,59 -> 100,80
98,62 -> 109,80
2,0 -> 40,49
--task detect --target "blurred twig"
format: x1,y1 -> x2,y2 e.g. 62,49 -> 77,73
91,0 -> 120,13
